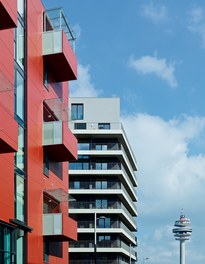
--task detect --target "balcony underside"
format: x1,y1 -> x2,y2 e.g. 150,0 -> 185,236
0,0 -> 17,30
0,106 -> 18,153
44,52 -> 77,82
44,143 -> 76,162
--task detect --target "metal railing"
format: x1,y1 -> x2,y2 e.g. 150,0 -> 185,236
69,201 -> 136,228
44,8 -> 75,49
69,181 -> 137,213
77,220 -> 136,241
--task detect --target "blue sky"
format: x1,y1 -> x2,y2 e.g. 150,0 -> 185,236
43,1 -> 205,263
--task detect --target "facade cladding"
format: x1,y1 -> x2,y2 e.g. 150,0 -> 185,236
0,0 -> 78,263
68,98 -> 138,264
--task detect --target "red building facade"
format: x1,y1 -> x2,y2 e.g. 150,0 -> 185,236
0,0 -> 78,263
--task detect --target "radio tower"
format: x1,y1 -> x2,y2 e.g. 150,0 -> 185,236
173,209 -> 192,264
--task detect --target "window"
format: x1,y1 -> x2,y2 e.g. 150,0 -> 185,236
96,199 -> 107,209
43,62 -> 49,88
15,71 -> 25,122
15,125 -> 25,171
71,104 -> 84,120
16,21 -> 25,69
95,163 -> 107,170
96,180 -> 107,189
15,173 -> 25,222
43,153 -> 49,176
78,143 -> 90,150
0,225 -> 16,264
74,181 -> 80,189
43,240 -> 49,263
17,0 -> 25,18
98,123 -> 110,129
98,217 -> 111,228
74,123 -> 86,130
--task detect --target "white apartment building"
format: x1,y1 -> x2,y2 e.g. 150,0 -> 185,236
68,98 -> 138,264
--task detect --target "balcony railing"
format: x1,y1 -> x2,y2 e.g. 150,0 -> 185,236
69,181 -> 137,214
69,161 -> 137,198
77,220 -> 136,242
69,121 -> 137,168
43,121 -> 77,161
69,201 -> 136,229
42,8 -> 77,81
70,239 -> 136,258
44,8 -> 75,49
43,213 -> 77,241
69,261 -> 136,264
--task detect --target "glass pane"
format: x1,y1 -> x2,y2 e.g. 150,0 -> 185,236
16,175 -> 24,221
96,199 -> 101,209
15,71 -> 24,121
16,21 -> 24,68
96,181 -> 101,189
102,200 -> 107,209
16,237 -> 23,264
102,181 -> 107,189
105,218 -> 110,228
74,181 -> 80,189
16,125 -> 24,171
17,0 -> 24,18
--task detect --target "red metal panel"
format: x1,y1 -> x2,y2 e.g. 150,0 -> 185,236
0,0 -> 17,30
26,1 -> 78,263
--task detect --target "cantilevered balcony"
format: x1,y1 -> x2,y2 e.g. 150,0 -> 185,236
69,239 -> 137,260
0,0 -> 17,30
69,181 -> 137,216
0,105 -> 18,153
42,8 -> 77,82
43,121 -> 77,162
43,213 -> 77,241
69,201 -> 136,231
77,220 -> 137,245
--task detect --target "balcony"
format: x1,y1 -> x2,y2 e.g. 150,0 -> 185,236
43,213 -> 77,241
42,8 -> 77,82
77,220 -> 137,245
43,121 -> 77,162
69,201 -> 136,231
69,181 -> 137,216
69,239 -> 136,260
69,162 -> 137,201
0,0 -> 17,30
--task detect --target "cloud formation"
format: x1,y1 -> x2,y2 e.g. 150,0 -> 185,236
129,55 -> 178,88
122,113 -> 205,263
141,2 -> 168,23
69,64 -> 101,97
188,6 -> 205,47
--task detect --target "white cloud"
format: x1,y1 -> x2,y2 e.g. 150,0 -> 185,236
141,2 -> 168,23
129,55 -> 178,88
188,7 -> 205,47
69,64 -> 101,97
122,113 -> 205,263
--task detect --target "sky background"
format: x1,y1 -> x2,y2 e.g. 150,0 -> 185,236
43,1 -> 205,263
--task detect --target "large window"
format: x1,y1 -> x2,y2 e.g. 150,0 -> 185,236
0,225 -> 16,264
71,104 -> 84,120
